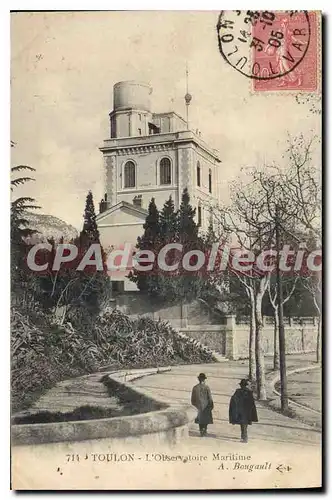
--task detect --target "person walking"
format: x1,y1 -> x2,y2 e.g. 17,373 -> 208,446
229,379 -> 258,443
191,373 -> 214,437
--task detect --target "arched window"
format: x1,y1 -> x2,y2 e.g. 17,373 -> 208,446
197,161 -> 201,187
209,168 -> 212,193
160,157 -> 171,185
124,161 -> 136,188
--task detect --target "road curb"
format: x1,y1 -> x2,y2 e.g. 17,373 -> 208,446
264,364 -> 321,430
107,366 -> 172,384
12,366 -> 196,446
269,365 -> 321,415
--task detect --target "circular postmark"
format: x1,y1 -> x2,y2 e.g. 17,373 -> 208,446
216,10 -> 311,80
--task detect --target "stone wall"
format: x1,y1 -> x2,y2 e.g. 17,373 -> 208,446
227,320 -> 318,360
114,294 -> 223,328
112,294 -> 318,360
12,368 -> 195,447
179,326 -> 227,356
180,321 -> 317,360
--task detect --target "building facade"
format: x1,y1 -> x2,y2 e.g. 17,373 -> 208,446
96,80 -> 221,289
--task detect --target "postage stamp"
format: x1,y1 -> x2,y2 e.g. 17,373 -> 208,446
216,10 -> 318,92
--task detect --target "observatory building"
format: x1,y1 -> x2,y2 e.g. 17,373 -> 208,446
96,80 -> 221,289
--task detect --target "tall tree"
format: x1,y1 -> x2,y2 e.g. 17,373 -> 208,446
36,191 -> 110,324
251,136 -> 321,410
138,197 -> 160,248
159,196 -> 178,242
80,190 -> 100,245
78,191 -> 110,316
268,275 -> 298,370
130,198 -> 161,293
178,187 -> 198,243
154,196 -> 179,296
130,190 -> 212,303
173,188 -> 206,302
204,213 -> 217,246
277,135 -> 321,241
212,173 -> 275,400
301,273 -> 321,363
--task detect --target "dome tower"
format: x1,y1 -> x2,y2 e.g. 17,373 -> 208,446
110,81 -> 153,138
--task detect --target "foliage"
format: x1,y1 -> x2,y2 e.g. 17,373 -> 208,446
209,134 -> 321,398
94,308 -> 216,366
11,305 -> 216,412
159,195 -> 177,239
130,190 -> 213,303
79,190 -> 101,245
32,191 -> 111,322
11,165 -> 40,273
130,197 -> 160,293
11,305 -> 106,412
178,187 -> 198,243
10,162 -> 216,413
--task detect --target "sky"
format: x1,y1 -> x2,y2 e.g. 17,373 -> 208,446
10,11 -> 321,230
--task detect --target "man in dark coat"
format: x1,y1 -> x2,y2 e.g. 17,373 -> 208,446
229,379 -> 258,443
191,373 -> 214,436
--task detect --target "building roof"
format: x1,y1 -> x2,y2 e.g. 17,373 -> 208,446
96,200 -> 148,222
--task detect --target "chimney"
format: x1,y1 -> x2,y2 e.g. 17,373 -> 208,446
133,195 -> 142,208
99,193 -> 110,214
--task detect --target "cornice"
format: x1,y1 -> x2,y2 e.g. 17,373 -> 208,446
100,132 -> 221,162
114,143 -> 175,156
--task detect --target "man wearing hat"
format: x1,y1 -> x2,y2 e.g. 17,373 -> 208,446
229,379 -> 258,443
191,373 -> 214,437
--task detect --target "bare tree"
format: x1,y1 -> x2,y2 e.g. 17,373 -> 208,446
268,276 -> 298,370
251,134 -> 321,411
234,273 -> 257,382
276,134 -> 321,241
211,175 -> 275,400
282,135 -> 322,364
301,273 -> 322,363
207,134 -> 321,405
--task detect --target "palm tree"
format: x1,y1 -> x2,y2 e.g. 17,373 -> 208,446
11,165 -> 40,240
11,144 -> 40,272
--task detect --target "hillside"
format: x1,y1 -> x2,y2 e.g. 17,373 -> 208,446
23,212 -> 79,243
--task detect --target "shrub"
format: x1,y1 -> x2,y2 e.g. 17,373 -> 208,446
11,306 -> 216,412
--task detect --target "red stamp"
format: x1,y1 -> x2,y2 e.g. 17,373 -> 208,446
217,11 -> 318,91
253,11 -> 318,91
